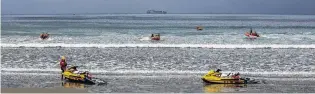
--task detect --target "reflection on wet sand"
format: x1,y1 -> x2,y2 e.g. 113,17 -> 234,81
62,82 -> 85,88
204,84 -> 247,93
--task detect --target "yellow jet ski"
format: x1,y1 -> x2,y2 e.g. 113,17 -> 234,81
201,70 -> 259,84
202,75 -> 247,84
62,66 -> 106,85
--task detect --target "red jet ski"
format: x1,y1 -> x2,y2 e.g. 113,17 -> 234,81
151,33 -> 160,40
40,33 -> 49,40
245,28 -> 260,39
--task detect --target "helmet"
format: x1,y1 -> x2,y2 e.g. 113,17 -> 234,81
61,56 -> 66,60
216,69 -> 222,72
236,72 -> 240,75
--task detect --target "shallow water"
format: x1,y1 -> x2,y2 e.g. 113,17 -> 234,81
1,73 -> 315,93
1,14 -> 315,93
2,14 -> 315,44
2,47 -> 315,72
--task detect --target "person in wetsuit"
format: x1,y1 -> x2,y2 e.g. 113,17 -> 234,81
60,56 -> 67,79
151,34 -> 154,38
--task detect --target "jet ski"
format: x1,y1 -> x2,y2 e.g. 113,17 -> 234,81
62,66 -> 106,85
202,72 -> 259,84
150,33 -> 160,40
196,26 -> 203,31
245,31 -> 260,39
151,37 -> 160,40
40,33 -> 49,40
246,34 -> 259,39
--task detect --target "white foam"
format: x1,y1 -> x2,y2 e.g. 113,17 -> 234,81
1,68 -> 315,75
139,37 -> 151,41
253,77 -> 315,81
1,72 -> 57,76
1,43 -> 315,49
0,72 -> 197,78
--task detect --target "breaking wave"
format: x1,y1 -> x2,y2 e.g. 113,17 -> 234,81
2,43 -> 315,49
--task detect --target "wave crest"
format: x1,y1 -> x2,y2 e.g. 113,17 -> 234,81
2,43 -> 315,49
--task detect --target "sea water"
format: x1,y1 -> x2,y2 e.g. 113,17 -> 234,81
1,14 -> 315,93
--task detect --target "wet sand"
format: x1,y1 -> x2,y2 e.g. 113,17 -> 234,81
1,88 -> 89,93
1,73 -> 315,93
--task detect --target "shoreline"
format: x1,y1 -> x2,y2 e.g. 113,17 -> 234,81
1,88 -> 89,93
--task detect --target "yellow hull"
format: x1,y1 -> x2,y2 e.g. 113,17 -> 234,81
62,71 -> 107,85
202,74 -> 246,84
61,71 -> 97,84
62,71 -> 86,81
202,78 -> 246,84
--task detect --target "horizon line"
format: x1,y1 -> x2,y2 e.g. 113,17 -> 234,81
2,12 -> 315,16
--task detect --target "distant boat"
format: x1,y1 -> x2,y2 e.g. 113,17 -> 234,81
147,10 -> 167,14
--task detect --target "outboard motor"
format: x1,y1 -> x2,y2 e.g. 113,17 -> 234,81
243,78 -> 250,84
246,78 -> 250,80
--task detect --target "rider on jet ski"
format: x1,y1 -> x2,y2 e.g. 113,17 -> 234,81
232,72 -> 241,79
40,32 -> 49,39
207,69 -> 241,79
206,69 -> 223,77
214,69 -> 222,77
247,28 -> 259,37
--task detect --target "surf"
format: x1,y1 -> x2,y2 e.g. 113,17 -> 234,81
2,43 -> 315,49
2,68 -> 315,75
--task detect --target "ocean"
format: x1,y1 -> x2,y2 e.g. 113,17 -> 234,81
1,14 -> 315,93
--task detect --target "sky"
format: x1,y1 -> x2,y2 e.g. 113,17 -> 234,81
2,0 -> 315,15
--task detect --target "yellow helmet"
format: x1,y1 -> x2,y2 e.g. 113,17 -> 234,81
61,56 -> 66,60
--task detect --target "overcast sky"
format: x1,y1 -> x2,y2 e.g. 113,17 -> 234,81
2,0 -> 315,14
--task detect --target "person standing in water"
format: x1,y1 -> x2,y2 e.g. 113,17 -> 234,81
59,56 -> 67,79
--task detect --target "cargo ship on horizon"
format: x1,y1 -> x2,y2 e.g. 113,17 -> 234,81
146,10 -> 167,14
